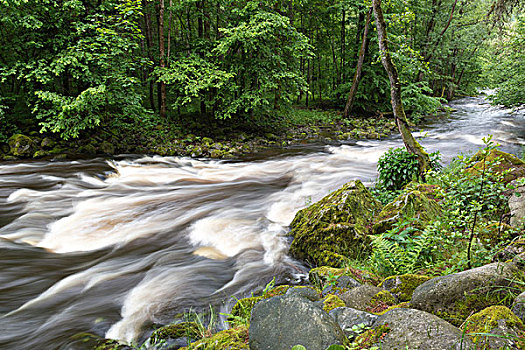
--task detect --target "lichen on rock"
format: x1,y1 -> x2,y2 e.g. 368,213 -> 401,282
379,274 -> 431,302
463,305 -> 525,349
288,180 -> 381,266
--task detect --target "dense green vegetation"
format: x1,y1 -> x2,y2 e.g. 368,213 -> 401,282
0,0 -> 522,147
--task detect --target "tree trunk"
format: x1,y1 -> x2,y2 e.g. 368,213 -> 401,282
158,0 -> 167,119
344,7 -> 372,118
372,0 -> 430,176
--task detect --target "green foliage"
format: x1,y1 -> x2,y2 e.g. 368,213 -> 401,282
483,15 -> 525,107
370,218 -> 437,276
377,148 -> 419,191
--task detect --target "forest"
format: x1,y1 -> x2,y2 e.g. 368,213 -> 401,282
0,0 -> 523,147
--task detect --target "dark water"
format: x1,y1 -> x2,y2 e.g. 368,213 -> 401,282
0,96 -> 524,349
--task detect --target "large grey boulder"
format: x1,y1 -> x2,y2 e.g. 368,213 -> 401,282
329,307 -> 378,338
340,284 -> 382,311
410,262 -> 522,326
370,308 -> 474,350
249,295 -> 346,350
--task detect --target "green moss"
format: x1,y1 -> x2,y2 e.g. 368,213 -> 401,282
463,305 -> 525,345
467,149 -> 525,183
150,321 -> 202,342
371,186 -> 442,235
366,291 -> 397,314
289,181 -> 382,266
231,296 -> 263,320
379,274 -> 431,302
438,290 -> 517,327
372,301 -> 410,316
309,266 -> 380,289
322,294 -> 346,312
8,134 -> 35,157
70,333 -> 130,350
352,324 -> 391,349
180,325 -> 249,350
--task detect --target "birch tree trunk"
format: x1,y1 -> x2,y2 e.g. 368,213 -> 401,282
372,0 -> 430,176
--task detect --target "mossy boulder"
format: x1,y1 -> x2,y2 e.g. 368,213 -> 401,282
40,137 -> 56,149
321,294 -> 346,313
410,262 -> 525,326
78,144 -> 97,155
467,149 -> 525,183
100,140 -> 115,154
289,180 -> 381,266
150,321 -> 202,344
366,290 -> 397,314
371,183 -> 442,235
180,325 -> 249,350
379,274 -> 431,302
309,266 -> 380,289
8,134 -> 35,157
329,307 -> 378,339
463,305 -> 525,349
340,284 -> 383,311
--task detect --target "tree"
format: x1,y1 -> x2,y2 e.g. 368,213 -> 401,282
372,0 -> 431,176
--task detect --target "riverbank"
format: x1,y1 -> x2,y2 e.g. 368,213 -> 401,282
83,145 -> 525,350
0,107 -> 445,162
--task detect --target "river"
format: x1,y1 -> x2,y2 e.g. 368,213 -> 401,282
0,95 -> 524,349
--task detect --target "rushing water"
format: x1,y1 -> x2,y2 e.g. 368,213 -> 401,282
0,96 -> 524,350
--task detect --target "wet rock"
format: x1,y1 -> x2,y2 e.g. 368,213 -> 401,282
329,307 -> 378,338
8,134 -> 35,157
379,274 -> 431,302
289,181 -> 381,266
369,308 -> 474,350
463,305 -> 525,349
372,183 -> 441,235
249,295 -> 346,350
410,262 -> 523,326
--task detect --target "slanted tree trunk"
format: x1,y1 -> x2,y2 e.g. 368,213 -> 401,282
343,7 -> 372,118
372,0 -> 430,177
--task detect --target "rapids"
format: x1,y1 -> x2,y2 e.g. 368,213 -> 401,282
0,95 -> 524,349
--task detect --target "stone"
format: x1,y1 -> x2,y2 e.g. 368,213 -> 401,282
8,134 -> 35,157
512,291 -> 525,323
467,149 -> 525,184
285,286 -> 321,302
463,305 -> 525,349
288,181 -> 381,266
493,237 -> 525,262
100,141 -> 115,154
340,285 -> 382,311
410,262 -> 523,326
371,183 -> 442,235
368,308 -> 474,350
329,307 -> 378,338
379,274 -> 431,302
249,295 -> 347,350
40,137 -> 56,149
509,180 -> 525,227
